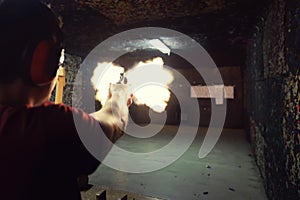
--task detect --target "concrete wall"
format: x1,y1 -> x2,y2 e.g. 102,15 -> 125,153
245,0 -> 300,199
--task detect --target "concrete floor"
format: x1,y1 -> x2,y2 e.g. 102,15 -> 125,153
83,125 -> 267,200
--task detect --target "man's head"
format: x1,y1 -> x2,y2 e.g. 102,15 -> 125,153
0,0 -> 63,106
0,0 -> 63,86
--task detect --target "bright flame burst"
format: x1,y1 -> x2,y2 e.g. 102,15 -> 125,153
91,57 -> 174,113
91,62 -> 124,106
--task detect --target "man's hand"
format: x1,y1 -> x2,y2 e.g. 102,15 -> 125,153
90,84 -> 133,143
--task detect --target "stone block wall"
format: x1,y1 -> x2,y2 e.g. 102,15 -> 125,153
245,0 -> 300,199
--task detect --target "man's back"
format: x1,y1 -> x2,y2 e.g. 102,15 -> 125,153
0,103 -> 100,200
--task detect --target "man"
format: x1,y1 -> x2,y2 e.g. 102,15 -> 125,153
0,0 -> 131,199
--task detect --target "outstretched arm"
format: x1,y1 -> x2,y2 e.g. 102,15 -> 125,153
90,108 -> 124,143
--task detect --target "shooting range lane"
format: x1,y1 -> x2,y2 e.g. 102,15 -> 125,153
82,125 -> 267,200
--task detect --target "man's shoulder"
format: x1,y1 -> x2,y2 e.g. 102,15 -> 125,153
40,102 -> 95,126
42,102 -> 73,111
39,102 -> 85,116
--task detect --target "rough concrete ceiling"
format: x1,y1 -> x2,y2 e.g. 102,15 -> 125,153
48,0 -> 261,25
46,0 -> 267,61
75,0 -> 230,24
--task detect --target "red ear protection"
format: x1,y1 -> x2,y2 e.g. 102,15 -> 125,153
21,37 -> 62,86
30,40 -> 58,86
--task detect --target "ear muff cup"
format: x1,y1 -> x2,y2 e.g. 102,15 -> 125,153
21,37 -> 62,86
30,39 -> 60,86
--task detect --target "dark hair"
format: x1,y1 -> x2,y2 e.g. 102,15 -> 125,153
0,0 -> 63,83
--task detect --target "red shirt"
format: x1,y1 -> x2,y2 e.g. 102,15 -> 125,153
0,102 -> 102,200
